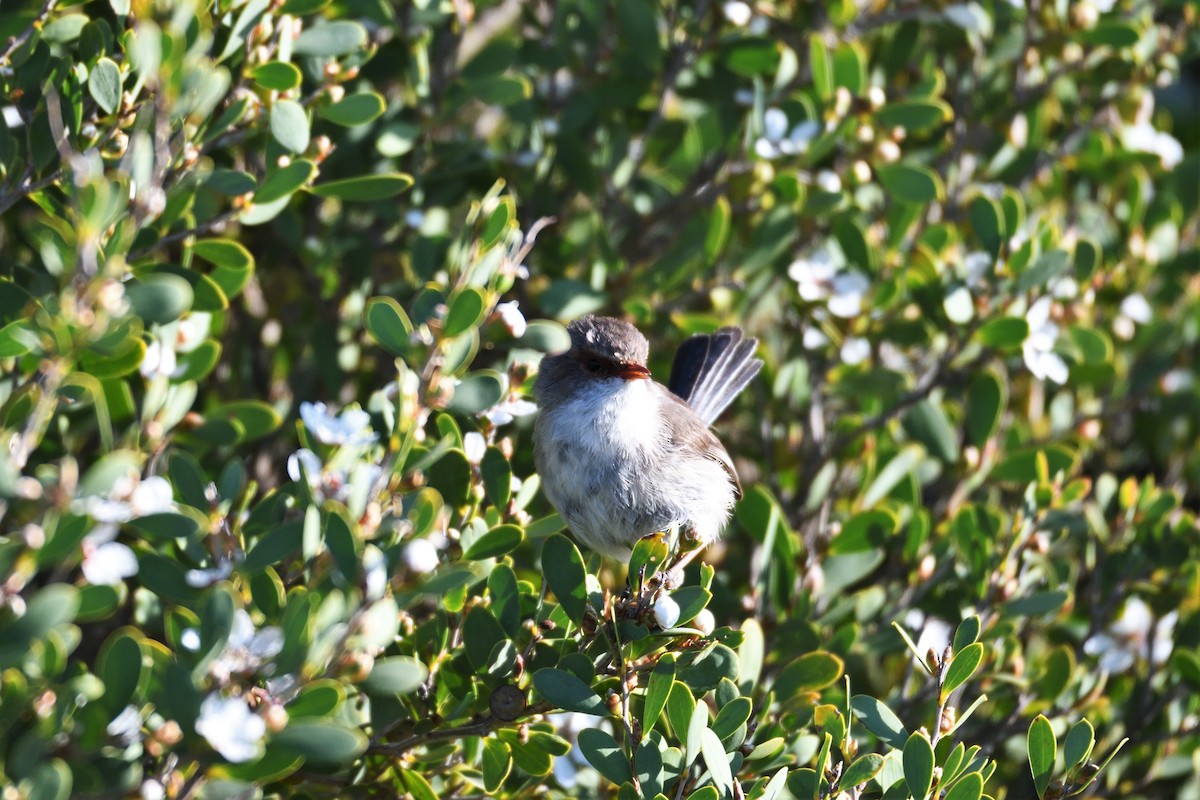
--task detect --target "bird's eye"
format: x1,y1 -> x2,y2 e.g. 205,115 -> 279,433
587,358 -> 602,372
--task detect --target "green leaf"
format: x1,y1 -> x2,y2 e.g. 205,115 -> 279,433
629,533 -> 669,586
361,656 -> 428,696
974,317 -> 1028,350
711,696 -> 752,742
903,731 -> 935,800
968,193 -> 1006,256
542,534 -> 587,624
1073,237 -> 1101,280
273,720 -> 368,767
464,524 -> 524,560
255,160 -> 317,204
643,653 -> 675,731
902,399 -> 958,463
943,772 -> 984,800
965,370 -> 1005,447
447,371 -> 505,414
1016,250 -> 1069,293
991,446 -> 1075,482
861,445 -> 923,508
482,737 -> 512,793
192,239 -> 254,299
774,651 -> 844,697
832,42 -> 866,94
465,75 -> 532,106
877,163 -> 944,204
809,35 -> 833,100
443,288 -> 488,338
293,21 -> 368,56
1002,590 -> 1069,618
363,296 -> 412,356
842,753 -> 885,787
271,100 -> 310,153
578,728 -> 632,785
127,511 -> 202,542
252,61 -> 302,91
1081,20 -> 1141,48
700,728 -> 734,796
942,642 -> 984,696
309,173 -> 414,201
319,92 -> 386,126
287,680 -> 345,718
705,196 -> 732,261
206,400 -> 282,442
533,668 -> 606,715
470,449 -> 507,513
126,274 -> 193,324
25,760 -> 72,800
850,695 -> 908,749
1028,714 -> 1056,798
953,615 -> 981,650
1063,719 -> 1095,771
97,630 -> 143,714
463,606 -> 507,672
88,57 -> 123,114
875,99 -> 953,134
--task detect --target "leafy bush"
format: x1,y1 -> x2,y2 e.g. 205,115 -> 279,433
1,0 -> 1198,798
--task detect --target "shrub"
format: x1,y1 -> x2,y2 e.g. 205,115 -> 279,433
0,0 -> 1197,798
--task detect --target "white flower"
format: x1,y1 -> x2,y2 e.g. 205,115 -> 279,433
404,209 -> 425,229
1119,293 -> 1152,324
721,0 -> 752,26
802,328 -> 829,350
186,558 -> 234,588
1083,597 -> 1177,673
130,477 -> 173,516
754,108 -> 820,159
484,398 -> 538,427
363,545 -> 389,601
1121,122 -> 1184,170
694,608 -> 716,636
463,432 -> 487,464
1022,297 -> 1069,384
107,705 -> 143,743
789,249 -> 839,302
495,301 -> 527,338
653,594 -> 681,629
402,539 -> 440,574
840,337 -> 870,366
815,170 -> 842,194
828,272 -> 870,318
210,610 -> 284,683
140,780 -> 165,800
959,251 -> 991,283
175,313 -> 211,353
287,448 -> 323,486
180,628 -> 201,651
82,540 -> 138,586
299,402 -> 376,446
195,694 -> 266,763
140,339 -> 177,379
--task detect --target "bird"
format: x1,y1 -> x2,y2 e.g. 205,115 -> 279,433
533,316 -> 763,561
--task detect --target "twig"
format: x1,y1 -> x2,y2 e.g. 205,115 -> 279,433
127,209 -> 241,261
0,0 -> 58,66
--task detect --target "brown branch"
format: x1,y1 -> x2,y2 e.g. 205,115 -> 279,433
0,0 -> 58,65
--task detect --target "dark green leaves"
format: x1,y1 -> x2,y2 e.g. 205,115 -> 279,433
541,534 -> 587,625
88,58 -> 123,114
850,695 -> 908,748
273,721 -> 368,767
363,296 -> 412,355
942,642 -> 985,697
270,100 -> 310,153
293,21 -> 368,56
877,163 -> 944,204
773,651 -> 844,697
1028,715 -> 1056,798
310,174 -> 414,201
532,668 -> 607,716
252,62 -> 302,91
578,728 -> 632,785
903,731 -> 935,800
319,92 -> 386,126
360,656 -> 428,696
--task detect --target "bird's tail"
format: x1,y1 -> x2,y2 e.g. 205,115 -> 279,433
667,327 -> 763,426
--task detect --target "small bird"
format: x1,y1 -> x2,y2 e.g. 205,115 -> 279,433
533,316 -> 763,561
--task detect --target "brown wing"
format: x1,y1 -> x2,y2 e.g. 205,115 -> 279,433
659,386 -> 743,500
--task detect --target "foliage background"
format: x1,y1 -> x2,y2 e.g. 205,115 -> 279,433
1,0 -> 1199,798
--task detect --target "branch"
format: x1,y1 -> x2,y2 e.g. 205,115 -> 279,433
127,209 -> 241,261
0,0 -> 58,66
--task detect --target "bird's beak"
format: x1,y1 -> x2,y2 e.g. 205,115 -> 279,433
618,363 -> 651,381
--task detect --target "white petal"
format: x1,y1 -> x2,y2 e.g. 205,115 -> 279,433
196,695 -> 266,763
827,293 -> 862,319
463,432 -> 487,464
763,107 -> 788,142
1119,293 -> 1152,324
403,539 -> 440,574
653,595 -> 681,629
496,301 -> 527,338
840,337 -> 870,365
287,448 -> 323,485
802,328 -> 829,350
131,476 -> 174,516
721,1 -> 752,26
82,542 -> 139,586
